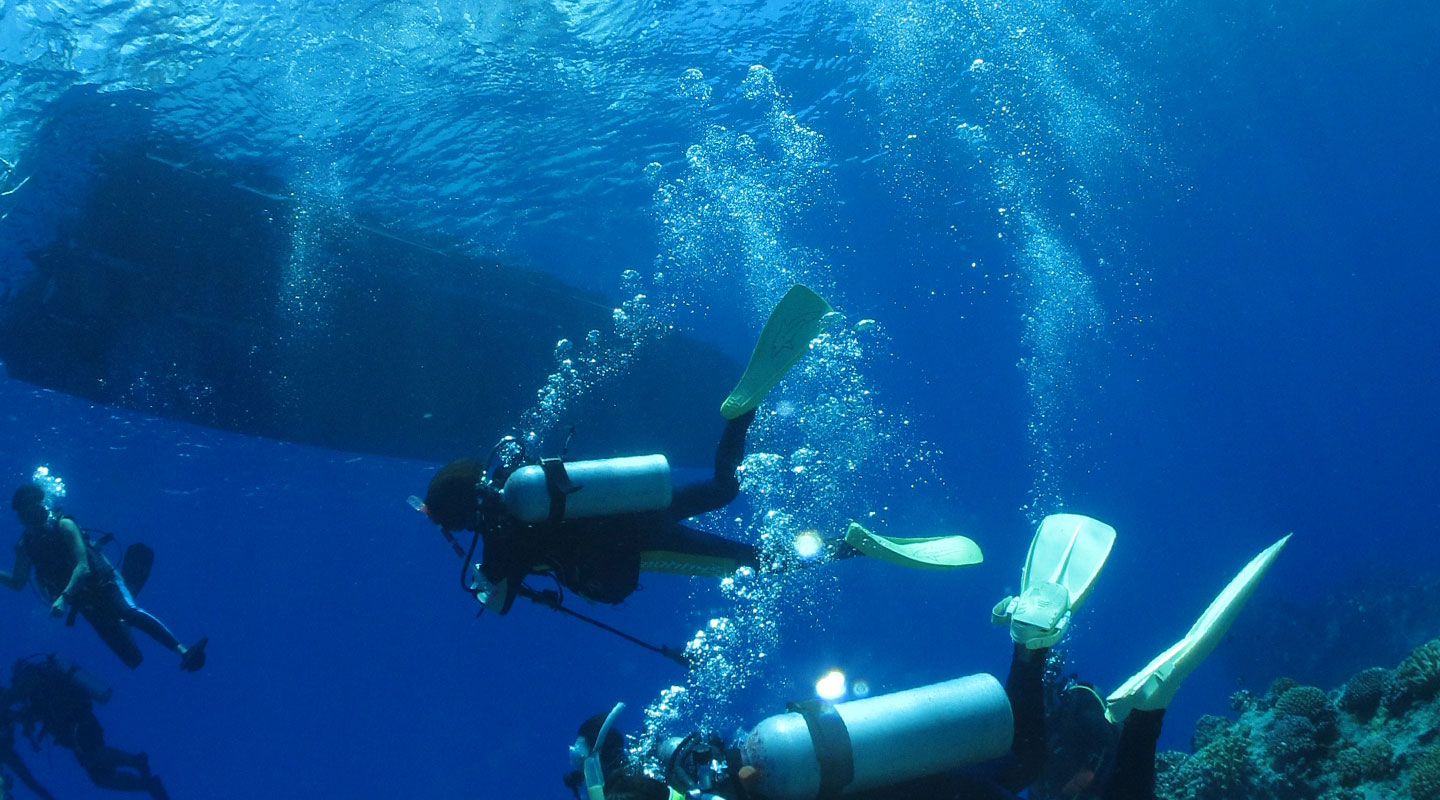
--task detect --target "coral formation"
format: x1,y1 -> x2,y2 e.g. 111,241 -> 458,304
1272,685 -> 1332,723
1336,667 -> 1389,720
1229,689 -> 1257,713
1265,676 -> 1299,708
1412,746 -> 1440,800
1156,724 -> 1258,800
1384,638 -> 1440,712
1266,714 -> 1322,771
1333,737 -> 1394,787
1155,637 -> 1440,800
1189,714 -> 1230,751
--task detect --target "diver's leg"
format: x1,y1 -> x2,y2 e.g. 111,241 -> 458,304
639,523 -> 760,576
74,717 -> 165,796
713,409 -> 754,479
81,757 -> 160,793
668,411 -> 755,521
117,605 -> 183,651
80,603 -> 145,669
1102,709 -> 1162,800
109,579 -> 184,652
994,644 -> 1048,791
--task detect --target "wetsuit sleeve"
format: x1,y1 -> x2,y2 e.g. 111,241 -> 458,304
476,518 -> 542,614
1,744 -> 59,800
1,538 -> 32,589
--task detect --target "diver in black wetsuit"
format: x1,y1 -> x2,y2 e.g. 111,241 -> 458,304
423,409 -> 764,614
1,484 -> 207,672
562,524 -> 1288,800
3,654 -> 170,800
419,285 -> 838,615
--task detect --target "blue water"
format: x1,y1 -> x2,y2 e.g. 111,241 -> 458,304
2,0 -> 1438,797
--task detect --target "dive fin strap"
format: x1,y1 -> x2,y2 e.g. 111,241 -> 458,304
992,581 -> 1071,649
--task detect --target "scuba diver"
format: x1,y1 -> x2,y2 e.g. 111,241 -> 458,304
2,482 -> 207,672
1,654 -> 169,800
2,696 -> 57,800
418,285 -> 984,622
562,514 -> 1291,800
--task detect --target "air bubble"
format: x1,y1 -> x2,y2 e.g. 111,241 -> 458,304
677,68 -> 711,103
741,64 -> 777,100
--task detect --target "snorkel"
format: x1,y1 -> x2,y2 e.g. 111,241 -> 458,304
583,701 -> 625,800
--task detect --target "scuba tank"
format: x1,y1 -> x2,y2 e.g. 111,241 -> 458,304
498,454 -> 672,524
12,654 -> 113,705
736,672 -> 1013,799
57,656 -> 114,705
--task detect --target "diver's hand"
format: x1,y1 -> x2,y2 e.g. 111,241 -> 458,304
475,575 -> 510,614
49,596 -> 66,617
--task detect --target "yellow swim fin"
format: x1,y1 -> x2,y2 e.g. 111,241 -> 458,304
721,284 -> 834,420
1023,513 -> 1117,612
1105,534 -> 1292,722
844,522 -> 984,569
993,514 -> 1117,649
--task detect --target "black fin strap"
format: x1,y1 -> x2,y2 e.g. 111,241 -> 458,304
540,457 -> 579,522
787,700 -> 854,799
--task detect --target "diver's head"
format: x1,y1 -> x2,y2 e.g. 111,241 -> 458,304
573,709 -> 627,771
10,484 -> 48,528
563,710 -> 630,798
422,459 -> 483,531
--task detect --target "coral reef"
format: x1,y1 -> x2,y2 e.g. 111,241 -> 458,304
1156,638 -> 1440,800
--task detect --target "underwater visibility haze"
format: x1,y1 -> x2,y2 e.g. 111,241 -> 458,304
1,0 -> 1438,798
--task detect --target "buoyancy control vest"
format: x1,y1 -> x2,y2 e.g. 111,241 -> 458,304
19,515 -> 115,601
